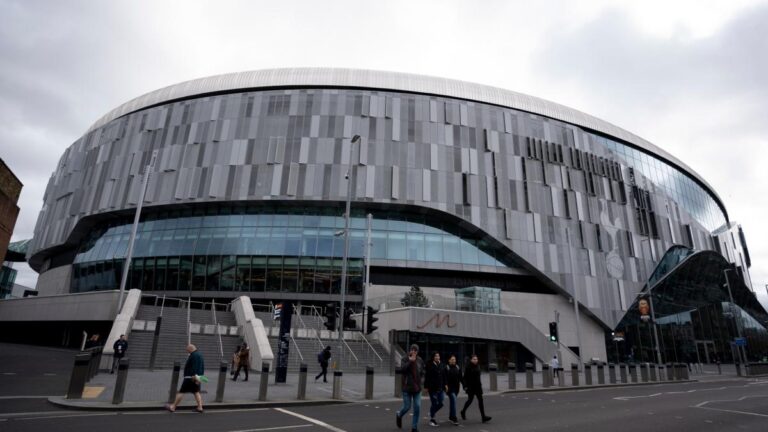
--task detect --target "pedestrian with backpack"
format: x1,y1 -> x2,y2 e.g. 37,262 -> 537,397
315,346 -> 331,382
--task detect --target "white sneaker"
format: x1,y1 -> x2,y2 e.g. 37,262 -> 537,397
429,419 -> 439,427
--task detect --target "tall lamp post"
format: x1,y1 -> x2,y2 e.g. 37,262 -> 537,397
117,150 -> 158,312
337,134 -> 361,365
723,268 -> 746,368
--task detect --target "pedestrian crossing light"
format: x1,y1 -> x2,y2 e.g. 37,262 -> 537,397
549,321 -> 558,343
365,306 -> 379,334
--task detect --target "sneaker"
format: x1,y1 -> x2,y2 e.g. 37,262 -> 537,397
482,416 -> 492,423
451,419 -> 459,426
429,419 -> 438,427
396,413 -> 402,429
460,410 -> 466,421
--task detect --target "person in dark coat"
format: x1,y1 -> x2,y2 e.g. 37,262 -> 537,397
230,344 -> 241,376
232,343 -> 250,381
425,351 -> 445,427
443,354 -> 463,425
111,334 -> 128,374
396,344 -> 425,432
315,346 -> 332,382
167,344 -> 205,413
461,354 -> 491,423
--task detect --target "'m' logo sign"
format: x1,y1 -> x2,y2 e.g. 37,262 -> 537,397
417,313 -> 457,330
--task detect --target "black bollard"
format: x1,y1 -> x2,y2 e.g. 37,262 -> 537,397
489,364 -> 498,391
619,363 -> 628,383
608,363 -> 616,384
525,363 -> 534,389
365,366 -> 374,399
298,364 -> 308,400
258,362 -> 269,401
168,361 -> 181,404
215,361 -> 227,403
571,363 -> 579,386
629,364 -> 638,383
542,364 -> 551,388
66,353 -> 92,399
111,358 -> 129,405
394,366 -> 402,397
584,364 -> 592,385
597,363 -> 605,385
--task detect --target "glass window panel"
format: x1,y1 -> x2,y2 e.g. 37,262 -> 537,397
425,234 -> 443,262
387,232 -> 406,260
350,230 -> 365,258
285,228 -> 302,256
443,236 -> 461,263
282,257 -> 299,292
406,233 -> 425,261
316,229 -> 335,257
371,231 -> 387,259
207,256 -> 221,291
220,255 -> 236,291
460,239 -> 479,265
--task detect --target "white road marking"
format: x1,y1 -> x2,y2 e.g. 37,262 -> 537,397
17,413 -> 117,421
2,372 -> 17,375
43,373 -> 57,376
275,407 -> 347,432
691,394 -> 768,418
229,425 -> 313,432
0,410 -> 71,418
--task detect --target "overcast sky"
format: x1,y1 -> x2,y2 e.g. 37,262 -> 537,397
1,0 -> 766,308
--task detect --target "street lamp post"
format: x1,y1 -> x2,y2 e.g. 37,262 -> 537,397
723,268 -> 746,368
337,134 -> 361,366
564,227 -> 584,370
117,150 -> 158,312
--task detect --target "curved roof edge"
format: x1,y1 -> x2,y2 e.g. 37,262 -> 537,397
86,67 -> 722,208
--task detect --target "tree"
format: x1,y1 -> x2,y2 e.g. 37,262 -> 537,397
400,285 -> 429,307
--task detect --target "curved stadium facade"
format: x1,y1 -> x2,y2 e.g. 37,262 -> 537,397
27,68 -> 767,364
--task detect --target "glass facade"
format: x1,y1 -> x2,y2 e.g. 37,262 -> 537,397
70,207 -> 516,293
599,137 -> 726,231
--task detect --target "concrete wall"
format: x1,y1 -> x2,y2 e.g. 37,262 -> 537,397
0,290 -> 119,321
232,296 -> 274,370
35,264 -> 71,296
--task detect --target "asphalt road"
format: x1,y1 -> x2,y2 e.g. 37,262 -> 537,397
2,343 -> 767,431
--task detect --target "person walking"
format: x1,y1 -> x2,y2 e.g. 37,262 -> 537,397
396,344 -> 425,432
232,343 -> 250,381
461,354 -> 491,424
230,344 -> 241,377
425,351 -> 445,427
315,346 -> 332,383
111,334 -> 128,374
551,354 -> 560,379
166,344 -> 205,413
443,354 -> 463,426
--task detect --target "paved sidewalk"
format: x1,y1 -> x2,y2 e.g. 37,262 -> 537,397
49,363 -> 718,410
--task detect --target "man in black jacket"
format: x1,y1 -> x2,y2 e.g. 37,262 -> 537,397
396,344 -> 425,432
461,354 -> 491,423
443,354 -> 463,425
111,334 -> 128,374
425,351 -> 445,427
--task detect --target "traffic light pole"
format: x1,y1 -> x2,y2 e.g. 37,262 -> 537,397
363,213 -> 372,332
555,310 -> 562,366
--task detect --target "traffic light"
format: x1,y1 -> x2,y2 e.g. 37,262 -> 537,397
365,306 -> 379,334
343,308 -> 357,330
549,322 -> 558,343
324,303 -> 337,331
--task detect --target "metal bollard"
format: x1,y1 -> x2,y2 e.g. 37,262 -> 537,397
681,363 -> 690,380
666,363 -> 674,381
112,358 -> 129,405
332,370 -> 343,399
542,364 -> 551,388
658,364 -> 665,381
597,363 -> 605,385
489,364 -> 498,391
95,347 -> 104,375
365,366 -> 374,399
571,363 -> 579,386
297,363 -> 308,400
66,353 -> 92,399
87,348 -> 98,381
619,363 -> 628,383
167,361 -> 181,403
394,366 -> 403,397
149,316 -> 162,371
608,363 -> 616,384
650,364 -> 657,381
716,361 -> 721,375
557,368 -> 564,387
258,362 -> 269,401
640,363 -> 649,382
525,363 -> 534,389
508,363 -> 516,390
215,361 -> 227,403
584,364 -> 592,385
629,364 -> 638,383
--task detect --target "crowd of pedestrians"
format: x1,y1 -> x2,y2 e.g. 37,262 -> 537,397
396,344 -> 491,431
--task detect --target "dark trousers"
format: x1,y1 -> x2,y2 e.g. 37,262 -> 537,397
315,362 -> 328,382
233,364 -> 249,380
462,392 -> 486,417
111,355 -> 123,373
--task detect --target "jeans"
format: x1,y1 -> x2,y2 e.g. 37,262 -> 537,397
429,390 -> 444,419
398,391 -> 421,430
447,391 -> 457,420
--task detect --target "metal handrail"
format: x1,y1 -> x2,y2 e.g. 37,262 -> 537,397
212,299 -> 224,360
295,310 -> 325,350
289,333 -> 304,362
342,337 -> 359,364
360,334 -> 383,362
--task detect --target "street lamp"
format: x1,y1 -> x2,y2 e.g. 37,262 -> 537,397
723,268 -> 746,368
337,134 -> 361,366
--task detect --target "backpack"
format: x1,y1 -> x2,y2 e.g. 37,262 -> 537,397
318,351 -> 324,363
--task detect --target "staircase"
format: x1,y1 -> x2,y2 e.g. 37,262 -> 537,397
128,304 -> 242,369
